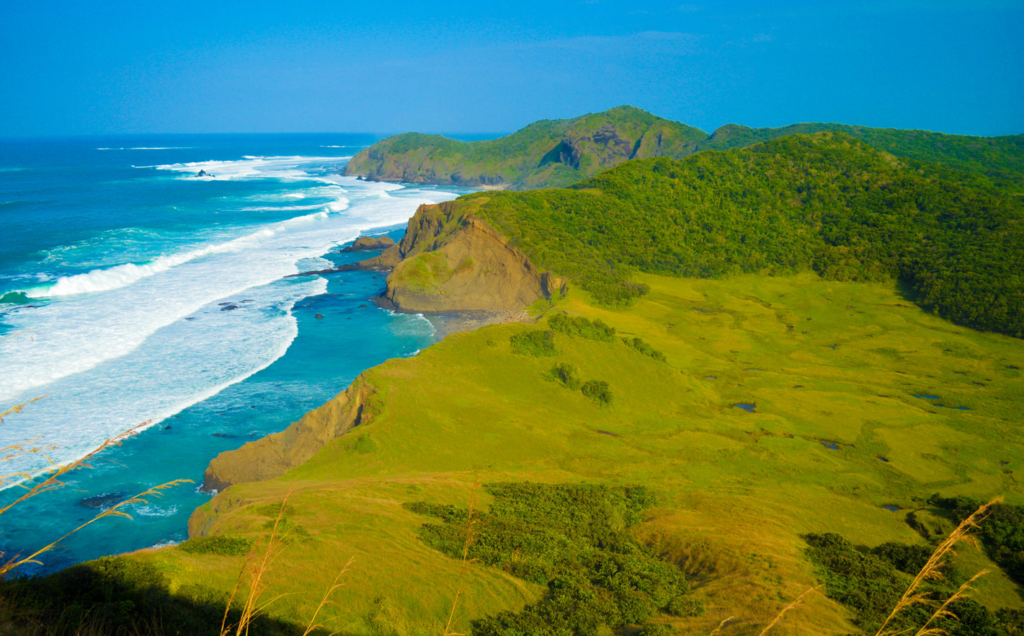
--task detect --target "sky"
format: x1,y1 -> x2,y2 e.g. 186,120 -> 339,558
1,0 -> 1022,137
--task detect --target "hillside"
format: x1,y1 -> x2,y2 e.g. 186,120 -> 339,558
343,106 -> 708,189
427,132 -> 1023,338
15,273 -> 1024,635
698,123 -> 1024,192
344,106 -> 1024,191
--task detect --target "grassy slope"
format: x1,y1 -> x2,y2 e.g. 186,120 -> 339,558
133,273 -> 1024,635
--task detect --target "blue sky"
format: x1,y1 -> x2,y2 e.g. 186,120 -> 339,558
1,1 -> 1021,137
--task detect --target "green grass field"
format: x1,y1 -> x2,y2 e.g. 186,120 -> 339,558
125,272 -> 1024,635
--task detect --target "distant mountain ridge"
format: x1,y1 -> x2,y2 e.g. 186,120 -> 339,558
345,106 -> 1024,191
344,106 -> 707,189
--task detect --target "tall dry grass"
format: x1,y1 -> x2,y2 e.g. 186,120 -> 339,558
756,587 -> 819,635
873,498 -> 1000,636
0,415 -> 192,577
218,485 -> 354,636
443,481 -> 479,636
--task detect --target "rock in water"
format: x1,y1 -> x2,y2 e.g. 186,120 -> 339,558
315,313 -> 324,319
341,236 -> 396,252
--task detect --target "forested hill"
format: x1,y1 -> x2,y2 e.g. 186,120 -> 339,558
345,105 -> 1024,192
699,123 -> 1024,192
344,106 -> 707,189
459,132 -> 1024,338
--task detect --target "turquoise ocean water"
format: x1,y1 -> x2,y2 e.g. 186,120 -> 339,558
0,135 -> 468,573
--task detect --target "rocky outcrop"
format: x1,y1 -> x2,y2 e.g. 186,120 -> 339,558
202,377 -> 376,491
341,236 -> 395,252
370,200 -> 550,314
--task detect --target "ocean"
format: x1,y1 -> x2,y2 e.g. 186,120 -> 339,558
0,135 -> 469,573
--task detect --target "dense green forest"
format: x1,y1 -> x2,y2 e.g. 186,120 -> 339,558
697,123 -> 1024,192
345,105 -> 1024,192
461,132 -> 1024,338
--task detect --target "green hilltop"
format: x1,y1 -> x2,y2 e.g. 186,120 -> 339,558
399,132 -> 1024,338
343,106 -> 708,189
345,105 -> 1024,192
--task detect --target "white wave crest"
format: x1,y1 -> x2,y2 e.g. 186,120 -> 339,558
149,155 -> 352,181
28,230 -> 276,298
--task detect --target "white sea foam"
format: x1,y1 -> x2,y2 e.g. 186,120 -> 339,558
150,155 -> 351,181
0,171 -> 460,481
28,230 -> 276,298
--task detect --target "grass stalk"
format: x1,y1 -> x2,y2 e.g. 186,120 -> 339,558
913,571 -> 989,636
221,485 -> 295,636
874,498 -> 1001,636
442,480 -> 479,636
757,586 -> 819,635
302,556 -> 354,636
0,422 -> 149,510
709,617 -> 735,636
0,478 -> 191,577
0,396 -> 44,424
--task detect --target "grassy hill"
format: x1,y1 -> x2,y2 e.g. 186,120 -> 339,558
13,272 -> 1023,634
344,106 -> 1024,192
343,106 -> 708,189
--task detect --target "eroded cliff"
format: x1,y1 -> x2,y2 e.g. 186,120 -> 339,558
202,376 -> 376,492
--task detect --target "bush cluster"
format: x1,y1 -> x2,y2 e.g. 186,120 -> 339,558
178,535 -> 255,557
548,314 -> 617,341
546,362 -> 582,390
404,483 -> 694,636
622,336 -> 667,362
510,330 -> 557,357
581,380 -> 613,405
804,533 -> 1024,635
929,495 -> 1024,585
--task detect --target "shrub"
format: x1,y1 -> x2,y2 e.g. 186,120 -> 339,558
929,495 -> 1024,585
803,532 -> 1019,635
581,380 -> 613,405
546,363 -> 581,390
638,625 -> 673,636
623,337 -> 667,362
177,535 -> 254,556
548,314 -> 616,341
666,595 -> 706,617
510,330 -> 557,356
405,483 -> 687,635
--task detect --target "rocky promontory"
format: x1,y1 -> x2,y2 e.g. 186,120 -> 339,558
202,376 -> 376,492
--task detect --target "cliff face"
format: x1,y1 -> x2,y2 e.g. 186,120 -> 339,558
202,377 -> 376,492
377,200 -> 552,313
343,106 -> 707,190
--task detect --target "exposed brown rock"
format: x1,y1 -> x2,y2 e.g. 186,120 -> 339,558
202,377 -> 376,492
378,201 -> 548,313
